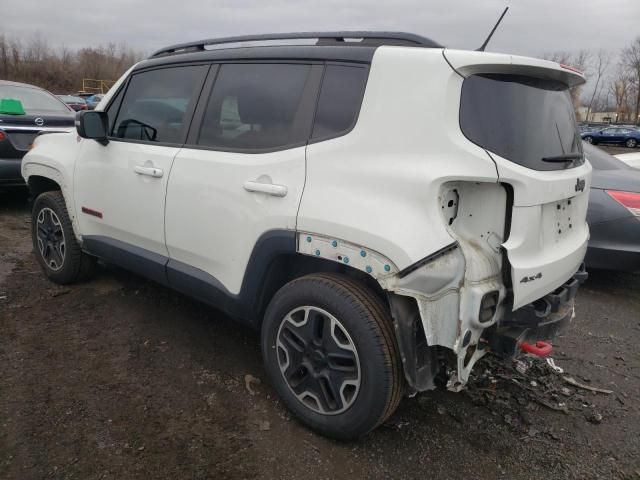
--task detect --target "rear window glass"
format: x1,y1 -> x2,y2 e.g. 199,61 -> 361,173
0,85 -> 70,114
460,74 -> 583,171
312,65 -> 368,140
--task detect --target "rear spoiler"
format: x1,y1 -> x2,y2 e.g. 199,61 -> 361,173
443,49 -> 586,88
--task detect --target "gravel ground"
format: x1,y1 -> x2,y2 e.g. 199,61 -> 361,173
1,146 -> 639,479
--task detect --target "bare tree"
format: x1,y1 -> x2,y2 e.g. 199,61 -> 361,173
0,34 -> 142,93
609,65 -> 632,122
586,49 -> 611,122
622,37 -> 640,124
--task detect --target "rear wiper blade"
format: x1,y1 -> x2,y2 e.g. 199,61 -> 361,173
541,153 -> 583,163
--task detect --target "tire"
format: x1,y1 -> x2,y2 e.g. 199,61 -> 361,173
261,273 -> 403,439
626,138 -> 637,148
32,191 -> 96,284
584,136 -> 594,144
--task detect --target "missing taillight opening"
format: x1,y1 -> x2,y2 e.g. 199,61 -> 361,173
606,190 -> 640,216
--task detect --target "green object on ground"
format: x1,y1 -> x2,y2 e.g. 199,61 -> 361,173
0,98 -> 26,115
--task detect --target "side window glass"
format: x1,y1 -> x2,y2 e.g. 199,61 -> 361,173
312,65 -> 368,140
105,85 -> 125,133
112,65 -> 207,144
197,63 -> 311,150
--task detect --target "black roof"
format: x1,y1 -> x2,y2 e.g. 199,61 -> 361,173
137,32 -> 442,70
138,45 -> 376,71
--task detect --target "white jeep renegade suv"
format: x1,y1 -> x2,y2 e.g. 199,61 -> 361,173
22,32 -> 591,439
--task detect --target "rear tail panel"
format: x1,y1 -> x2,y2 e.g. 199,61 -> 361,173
446,49 -> 591,309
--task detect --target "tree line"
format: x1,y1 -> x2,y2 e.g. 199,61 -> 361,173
0,34 -> 142,95
1,33 -> 639,124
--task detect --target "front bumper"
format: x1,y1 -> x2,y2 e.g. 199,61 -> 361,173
489,264 -> 588,357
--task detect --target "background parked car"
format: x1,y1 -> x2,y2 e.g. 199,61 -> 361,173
85,94 -> 104,110
584,143 -> 640,272
1,80 -> 75,186
582,126 -> 640,148
616,151 -> 640,169
56,94 -> 88,111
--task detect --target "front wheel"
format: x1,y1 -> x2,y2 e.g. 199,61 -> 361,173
32,191 -> 96,284
261,273 -> 403,439
626,138 -> 638,148
584,136 -> 594,144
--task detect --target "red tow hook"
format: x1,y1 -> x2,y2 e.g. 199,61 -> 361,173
520,341 -> 553,357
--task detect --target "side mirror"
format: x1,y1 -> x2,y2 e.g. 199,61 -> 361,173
76,110 -> 109,145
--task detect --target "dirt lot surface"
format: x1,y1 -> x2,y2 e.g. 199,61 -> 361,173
1,146 -> 640,479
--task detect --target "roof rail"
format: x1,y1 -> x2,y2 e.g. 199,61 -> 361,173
150,31 -> 442,58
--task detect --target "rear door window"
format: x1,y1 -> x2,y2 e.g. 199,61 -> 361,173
112,65 -> 208,144
197,63 -> 312,150
460,74 -> 583,171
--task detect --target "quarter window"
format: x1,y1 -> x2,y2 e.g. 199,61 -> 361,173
312,65 -> 368,139
197,63 -> 312,150
112,65 -> 208,144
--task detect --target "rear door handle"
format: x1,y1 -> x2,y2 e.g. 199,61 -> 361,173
243,181 -> 288,197
134,165 -> 164,178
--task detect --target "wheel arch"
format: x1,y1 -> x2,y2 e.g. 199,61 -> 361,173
27,174 -> 62,198
24,163 -> 80,242
251,250 -> 390,329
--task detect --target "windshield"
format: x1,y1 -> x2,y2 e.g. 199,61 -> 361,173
460,74 -> 583,171
0,85 -> 71,114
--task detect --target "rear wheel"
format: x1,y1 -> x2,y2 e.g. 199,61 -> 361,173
626,138 -> 637,148
32,191 -> 96,284
584,136 -> 594,144
261,273 -> 403,439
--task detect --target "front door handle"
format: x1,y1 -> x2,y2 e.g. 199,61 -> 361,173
243,180 -> 288,197
134,165 -> 164,178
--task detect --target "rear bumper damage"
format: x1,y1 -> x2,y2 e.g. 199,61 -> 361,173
388,258 -> 587,394
488,263 -> 587,358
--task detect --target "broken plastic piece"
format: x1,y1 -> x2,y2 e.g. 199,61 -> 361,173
521,341 -> 552,357
546,357 -> 564,373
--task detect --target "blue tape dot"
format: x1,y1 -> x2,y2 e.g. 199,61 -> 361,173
331,240 -> 338,248
315,249 -> 321,256
366,266 -> 372,273
360,250 -> 367,257
306,236 -> 312,243
343,256 -> 350,264
384,264 -> 391,272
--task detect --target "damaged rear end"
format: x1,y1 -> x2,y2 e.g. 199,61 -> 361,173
388,50 -> 591,392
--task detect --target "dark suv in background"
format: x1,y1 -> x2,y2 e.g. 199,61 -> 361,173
0,80 -> 75,186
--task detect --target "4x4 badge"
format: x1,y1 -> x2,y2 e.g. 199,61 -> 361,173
575,178 -> 585,192
520,272 -> 542,283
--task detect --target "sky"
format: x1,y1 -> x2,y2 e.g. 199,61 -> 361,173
3,0 -> 639,58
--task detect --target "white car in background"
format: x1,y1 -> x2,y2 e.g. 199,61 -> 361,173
616,152 -> 640,169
